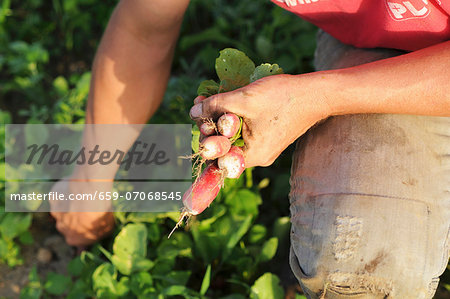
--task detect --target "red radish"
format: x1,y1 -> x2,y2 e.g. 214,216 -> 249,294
199,121 -> 216,136
182,163 -> 223,215
218,146 -> 246,179
168,163 -> 223,238
217,113 -> 240,138
200,135 -> 231,160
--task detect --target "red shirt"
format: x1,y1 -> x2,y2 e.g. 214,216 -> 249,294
271,0 -> 450,51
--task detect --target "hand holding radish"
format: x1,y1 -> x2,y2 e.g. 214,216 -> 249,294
190,74 -> 330,168
171,48 -> 330,236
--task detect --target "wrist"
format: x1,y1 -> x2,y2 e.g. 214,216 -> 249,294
288,72 -> 336,121
71,165 -> 117,182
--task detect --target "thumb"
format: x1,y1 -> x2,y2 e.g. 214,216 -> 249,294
190,92 -> 242,120
189,95 -> 223,120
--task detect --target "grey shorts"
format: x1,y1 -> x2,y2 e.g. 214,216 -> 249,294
289,30 -> 450,298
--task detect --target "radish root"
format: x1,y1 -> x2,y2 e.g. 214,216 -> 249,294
168,209 -> 191,239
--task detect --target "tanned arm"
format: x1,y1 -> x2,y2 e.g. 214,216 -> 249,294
51,0 -> 190,246
190,41 -> 450,168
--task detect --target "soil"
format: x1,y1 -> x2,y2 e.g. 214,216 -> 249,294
0,213 -> 75,299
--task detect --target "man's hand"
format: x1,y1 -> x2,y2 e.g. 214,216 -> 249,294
50,180 -> 115,247
190,74 -> 331,168
50,0 -> 190,247
190,40 -> 450,169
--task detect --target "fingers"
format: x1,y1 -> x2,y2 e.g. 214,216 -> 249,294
191,91 -> 255,167
239,121 -> 277,168
192,96 -> 208,131
54,212 -> 115,246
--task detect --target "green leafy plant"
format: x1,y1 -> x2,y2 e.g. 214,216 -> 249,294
2,0 -> 448,298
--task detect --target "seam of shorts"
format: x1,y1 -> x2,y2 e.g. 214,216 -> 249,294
289,191 -> 429,206
289,245 -> 312,279
434,225 -> 450,277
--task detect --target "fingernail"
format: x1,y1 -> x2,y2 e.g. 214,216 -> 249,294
194,95 -> 206,104
190,104 -> 202,118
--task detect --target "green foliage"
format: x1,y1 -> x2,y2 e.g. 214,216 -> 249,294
250,273 -> 284,299
178,0 -> 317,75
198,48 -> 285,95
259,238 -> 278,263
0,210 -> 32,266
0,212 -> 32,240
215,48 -> 255,92
192,125 -> 201,153
18,170 -> 290,298
200,264 -> 212,295
2,0 -> 449,298
92,263 -> 130,298
250,63 -> 284,83
44,272 -> 72,295
0,0 -> 116,123
20,266 -> 42,299
52,72 -> 91,124
109,223 -> 154,276
197,80 -> 220,97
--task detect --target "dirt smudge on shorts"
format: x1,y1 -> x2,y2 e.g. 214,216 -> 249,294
364,251 -> 386,273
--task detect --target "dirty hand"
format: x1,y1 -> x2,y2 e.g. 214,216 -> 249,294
190,74 -> 331,168
49,179 -> 115,247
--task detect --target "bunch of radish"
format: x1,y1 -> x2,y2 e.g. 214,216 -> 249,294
169,48 -> 283,237
168,110 -> 246,237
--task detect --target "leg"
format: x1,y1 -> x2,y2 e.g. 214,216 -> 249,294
289,30 -> 450,298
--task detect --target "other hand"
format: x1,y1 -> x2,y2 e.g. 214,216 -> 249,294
190,74 -> 330,167
50,179 -> 115,247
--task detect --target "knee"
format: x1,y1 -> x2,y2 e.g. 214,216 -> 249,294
289,235 -> 440,299
287,191 -> 448,299
289,241 -> 393,298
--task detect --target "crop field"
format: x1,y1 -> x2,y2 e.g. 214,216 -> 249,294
0,0 -> 449,298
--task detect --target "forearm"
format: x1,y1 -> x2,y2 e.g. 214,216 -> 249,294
79,0 -> 188,179
292,41 -> 450,118
86,1 -> 187,125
